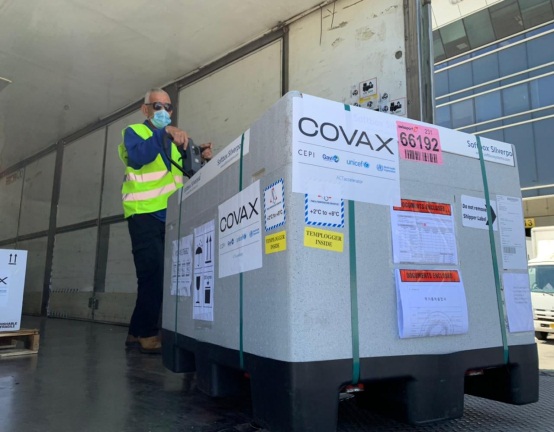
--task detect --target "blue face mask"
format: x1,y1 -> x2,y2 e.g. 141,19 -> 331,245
151,109 -> 172,129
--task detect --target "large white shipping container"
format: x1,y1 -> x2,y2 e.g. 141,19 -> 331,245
0,249 -> 28,332
162,92 -> 537,432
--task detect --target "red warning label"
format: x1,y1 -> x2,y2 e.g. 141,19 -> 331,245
393,199 -> 451,216
399,269 -> 460,283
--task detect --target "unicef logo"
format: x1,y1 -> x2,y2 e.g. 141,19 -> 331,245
363,162 -> 370,169
322,154 -> 340,163
376,164 -> 383,172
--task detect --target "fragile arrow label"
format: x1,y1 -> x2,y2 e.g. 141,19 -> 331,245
486,205 -> 497,226
461,195 -> 498,231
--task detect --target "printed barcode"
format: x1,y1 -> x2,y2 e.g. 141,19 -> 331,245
503,246 -> 516,254
404,150 -> 438,163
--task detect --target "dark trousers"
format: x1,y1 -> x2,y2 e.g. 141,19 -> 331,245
127,213 -> 166,338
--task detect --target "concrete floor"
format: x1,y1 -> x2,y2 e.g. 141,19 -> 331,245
2,316 -> 554,432
0,317 -> 257,432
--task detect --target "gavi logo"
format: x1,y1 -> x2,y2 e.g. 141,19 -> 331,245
322,154 -> 340,163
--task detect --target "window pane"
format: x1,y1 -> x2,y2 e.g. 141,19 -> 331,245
532,106 -> 554,119
49,228 -> 97,320
476,120 -> 505,133
464,10 -> 496,49
102,110 -> 144,218
502,83 -> 531,115
58,128 -> 105,227
534,118 -> 554,185
180,41 -> 282,155
0,170 -> 23,241
18,236 -> 48,315
19,153 -> 55,236
104,222 -> 134,293
480,129 -> 505,142
519,0 -> 554,28
461,126 -> 478,134
434,70 -> 449,98
51,228 -> 96,292
433,30 -> 446,63
490,0 -> 524,39
530,75 -> 554,108
439,21 -> 470,58
472,52 -> 500,85
435,106 -> 451,128
451,100 -> 475,128
498,40 -> 527,77
475,92 -> 503,123
527,32 -> 554,68
504,123 -> 537,185
448,62 -> 473,93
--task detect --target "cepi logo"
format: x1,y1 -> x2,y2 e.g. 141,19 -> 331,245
322,154 -> 340,163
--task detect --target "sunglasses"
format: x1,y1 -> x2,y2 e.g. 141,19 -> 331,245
145,102 -> 174,112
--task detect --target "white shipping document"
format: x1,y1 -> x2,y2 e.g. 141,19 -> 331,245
497,195 -> 528,270
461,195 -> 498,231
395,269 -> 469,339
171,234 -> 193,296
503,272 -> 534,333
391,200 -> 458,265
193,220 -> 215,321
292,94 -> 400,206
218,180 -> 263,278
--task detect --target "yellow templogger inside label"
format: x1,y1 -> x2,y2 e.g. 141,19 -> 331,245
304,227 -> 344,252
265,231 -> 287,254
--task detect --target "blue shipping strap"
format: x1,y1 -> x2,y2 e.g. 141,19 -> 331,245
476,136 -> 509,364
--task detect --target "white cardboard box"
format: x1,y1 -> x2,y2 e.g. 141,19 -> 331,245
0,249 -> 28,331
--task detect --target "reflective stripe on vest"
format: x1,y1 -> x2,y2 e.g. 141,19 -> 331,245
123,182 -> 179,202
124,172 -> 184,184
119,124 -> 183,218
125,170 -> 168,182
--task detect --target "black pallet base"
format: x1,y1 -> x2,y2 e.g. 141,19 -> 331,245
162,329 -> 538,432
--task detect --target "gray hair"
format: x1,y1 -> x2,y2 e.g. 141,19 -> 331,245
144,88 -> 166,103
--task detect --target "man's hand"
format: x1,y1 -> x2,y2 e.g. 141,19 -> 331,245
165,126 -> 189,148
200,142 -> 213,162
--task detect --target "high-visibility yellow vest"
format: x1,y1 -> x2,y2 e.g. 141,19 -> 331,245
118,124 -> 183,218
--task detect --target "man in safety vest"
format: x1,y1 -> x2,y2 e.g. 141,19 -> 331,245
119,88 -> 212,353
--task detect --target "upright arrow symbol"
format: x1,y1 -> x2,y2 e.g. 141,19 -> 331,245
486,206 -> 497,226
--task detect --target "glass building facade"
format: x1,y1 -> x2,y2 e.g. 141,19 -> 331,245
433,0 -> 554,198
